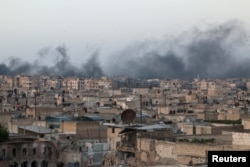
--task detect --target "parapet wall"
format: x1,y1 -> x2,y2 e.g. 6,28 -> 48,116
138,137 -> 247,165
242,118 -> 250,130
232,132 -> 250,146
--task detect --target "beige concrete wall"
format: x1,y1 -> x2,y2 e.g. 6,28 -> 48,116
185,94 -> 197,103
196,113 -> 205,120
0,114 -> 12,129
177,155 -> 206,165
196,125 -> 212,135
137,138 -> 154,151
76,121 -> 107,139
227,109 -> 240,120
218,109 -> 240,120
107,127 -> 122,151
106,90 -> 122,96
8,118 -> 34,133
132,88 -> 149,95
232,132 -> 250,146
178,123 -> 212,135
155,141 -> 177,160
115,100 -> 127,110
95,107 -> 120,114
163,115 -> 186,122
181,124 -> 193,135
62,121 -> 77,134
26,107 -> 35,118
137,137 -> 250,165
60,150 -> 82,167
26,106 -> 63,120
242,118 -> 250,129
32,120 -> 46,127
157,106 -> 170,115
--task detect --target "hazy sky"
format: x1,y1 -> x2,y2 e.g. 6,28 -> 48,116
1,0 -> 250,78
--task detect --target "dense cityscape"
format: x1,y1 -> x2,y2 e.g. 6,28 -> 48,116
1,1 -> 250,167
0,74 -> 250,166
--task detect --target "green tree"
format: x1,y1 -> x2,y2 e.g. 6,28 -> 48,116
0,123 -> 9,142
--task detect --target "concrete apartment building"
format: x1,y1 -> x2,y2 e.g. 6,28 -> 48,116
63,77 -> 79,90
84,77 -> 112,90
0,136 -> 58,167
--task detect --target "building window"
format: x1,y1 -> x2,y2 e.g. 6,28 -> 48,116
112,127 -> 115,133
33,148 -> 36,155
31,161 -> 37,167
23,148 -> 27,155
13,162 -> 18,167
41,160 -> 48,167
43,147 -> 47,155
2,149 -> 6,157
21,161 -> 28,167
13,148 -> 16,157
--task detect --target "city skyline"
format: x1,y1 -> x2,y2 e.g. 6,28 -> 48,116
1,1 -> 250,79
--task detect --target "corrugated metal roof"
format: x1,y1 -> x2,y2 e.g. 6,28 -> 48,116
18,126 -> 52,134
118,123 -> 172,134
45,116 -> 73,122
136,123 -> 172,131
76,115 -> 104,121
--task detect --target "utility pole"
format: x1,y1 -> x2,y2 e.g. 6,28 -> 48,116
35,88 -> 37,123
140,94 -> 142,126
140,94 -> 142,149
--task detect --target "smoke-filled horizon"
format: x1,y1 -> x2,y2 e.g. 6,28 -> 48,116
1,20 -> 250,79
0,45 -> 104,78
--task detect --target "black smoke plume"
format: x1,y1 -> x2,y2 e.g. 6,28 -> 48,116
82,51 -> 104,77
0,45 -> 104,77
106,20 -> 250,79
1,20 -> 250,79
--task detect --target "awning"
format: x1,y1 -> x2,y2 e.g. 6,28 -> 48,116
119,128 -> 136,134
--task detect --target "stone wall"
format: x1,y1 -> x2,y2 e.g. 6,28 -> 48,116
211,124 -> 243,134
196,125 -> 212,134
62,121 -> 77,134
155,141 -> 176,160
217,110 -> 241,120
242,118 -> 250,130
0,114 -> 12,129
232,132 -> 250,146
60,150 -> 82,167
8,118 -> 34,133
137,138 -> 156,164
178,123 -> 212,135
137,137 -> 250,165
77,121 -> 107,139
107,126 -> 122,151
0,140 -> 57,167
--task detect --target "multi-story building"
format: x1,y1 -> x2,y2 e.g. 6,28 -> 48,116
0,136 -> 58,167
84,77 -> 112,90
63,77 -> 79,90
13,75 -> 31,89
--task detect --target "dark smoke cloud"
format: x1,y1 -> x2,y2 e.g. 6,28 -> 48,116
0,58 -> 34,76
0,45 -> 104,77
38,47 -> 50,58
1,20 -> 250,79
82,51 -> 104,77
106,20 -> 250,79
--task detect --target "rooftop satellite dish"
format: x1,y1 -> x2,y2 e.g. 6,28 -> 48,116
121,109 -> 136,124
